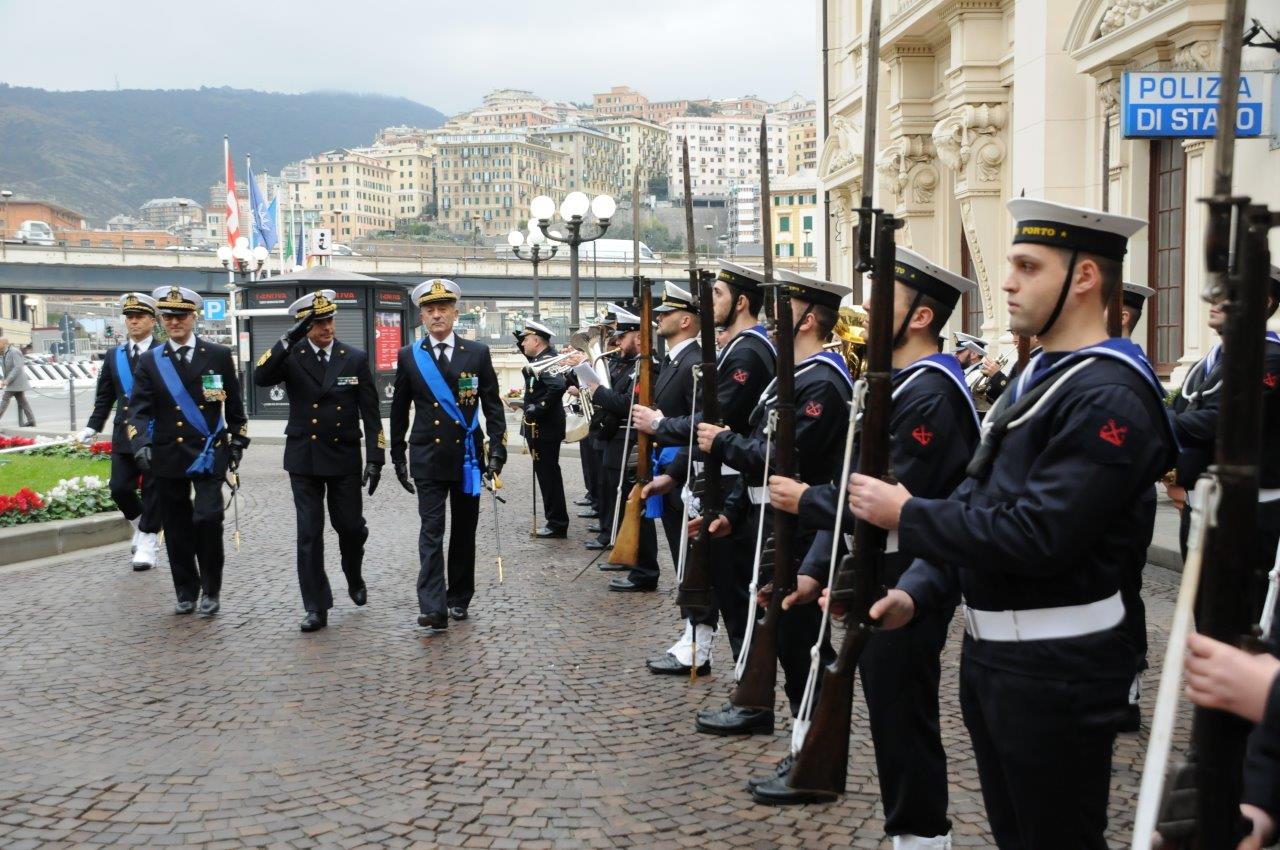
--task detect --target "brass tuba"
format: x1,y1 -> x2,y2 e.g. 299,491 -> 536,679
824,305 -> 869,378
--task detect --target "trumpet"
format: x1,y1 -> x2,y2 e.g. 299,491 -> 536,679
824,305 -> 869,379
525,349 -> 581,377
971,351 -> 1010,397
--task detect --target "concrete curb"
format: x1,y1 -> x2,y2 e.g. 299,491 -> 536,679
0,513 -> 131,567
1148,542 -> 1183,573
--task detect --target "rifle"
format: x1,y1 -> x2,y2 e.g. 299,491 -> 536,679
676,138 -> 716,681
728,115 -> 793,713
758,0 -> 893,803
609,170 -> 654,566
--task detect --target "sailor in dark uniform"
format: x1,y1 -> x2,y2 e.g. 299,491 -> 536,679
391,278 -> 506,631
585,310 -> 635,552
636,262 -> 776,673
752,249 -> 982,845
574,316 -> 610,522
515,319 -> 570,538
848,199 -> 1175,849
79,292 -> 161,571
128,286 -> 250,616
580,305 -> 662,590
954,332 -> 987,379
252,290 -> 385,632
693,269 -> 853,736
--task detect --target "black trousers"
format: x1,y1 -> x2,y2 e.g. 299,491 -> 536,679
109,451 -> 161,533
580,435 -> 601,506
530,440 -> 568,531
858,603 -> 955,838
598,451 -> 621,545
777,600 -> 832,716
960,657 -> 1125,849
664,487 -> 720,630
711,529 -> 753,661
289,472 -> 367,613
414,479 -> 479,616
155,475 -> 225,603
599,458 -> 659,583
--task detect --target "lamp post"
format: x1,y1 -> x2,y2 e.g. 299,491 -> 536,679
530,191 -> 615,334
507,220 -> 558,321
217,236 -> 268,369
802,227 -> 812,268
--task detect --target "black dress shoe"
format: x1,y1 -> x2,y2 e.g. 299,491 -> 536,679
534,527 -> 568,539
577,508 -> 600,518
586,523 -> 603,534
573,496 -> 594,507
695,704 -> 774,736
752,772 -> 840,806
584,539 -> 609,551
448,606 -> 469,621
300,611 -> 327,632
608,577 -> 658,592
132,562 -> 152,572
197,595 -> 220,616
349,583 -> 367,606
746,753 -> 795,792
598,562 -> 628,571
417,612 -> 448,633
174,600 -> 196,615
647,654 -> 711,676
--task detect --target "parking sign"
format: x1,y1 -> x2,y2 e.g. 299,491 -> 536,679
203,298 -> 227,321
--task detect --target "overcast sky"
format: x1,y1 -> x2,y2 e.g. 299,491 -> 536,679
0,1 -> 817,115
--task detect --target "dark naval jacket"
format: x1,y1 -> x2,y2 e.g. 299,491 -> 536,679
798,357 -> 981,588
591,355 -> 657,467
389,335 -> 507,482
520,345 -> 567,443
87,338 -> 157,454
127,338 -> 250,479
895,350 -> 1176,682
649,338 -> 700,452
252,337 -> 385,477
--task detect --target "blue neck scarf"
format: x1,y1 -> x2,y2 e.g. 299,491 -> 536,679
895,352 -> 981,430
411,340 -> 482,496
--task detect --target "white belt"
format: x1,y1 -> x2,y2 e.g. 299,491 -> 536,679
1261,488 -> 1280,504
962,591 -> 1124,642
692,461 -> 740,479
749,485 -> 767,505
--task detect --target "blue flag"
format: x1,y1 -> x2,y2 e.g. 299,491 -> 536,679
247,164 -> 279,250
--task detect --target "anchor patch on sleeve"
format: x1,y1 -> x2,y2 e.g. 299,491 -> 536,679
1098,418 -> 1128,447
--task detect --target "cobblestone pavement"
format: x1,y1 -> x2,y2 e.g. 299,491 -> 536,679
0,445 -> 1189,849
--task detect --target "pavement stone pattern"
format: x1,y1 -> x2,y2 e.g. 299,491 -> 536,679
0,444 -> 1191,848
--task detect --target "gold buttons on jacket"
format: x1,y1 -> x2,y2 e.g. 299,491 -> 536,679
311,418 -> 318,424
176,421 -> 183,427
433,402 -> 439,408
174,405 -> 181,412
176,437 -> 184,443
313,403 -> 319,409
434,438 -> 441,443
311,435 -> 317,440
434,419 -> 440,426
336,405 -> 342,411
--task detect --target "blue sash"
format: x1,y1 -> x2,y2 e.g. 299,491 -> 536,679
645,446 -> 682,519
411,341 -> 482,496
114,345 -> 134,397
152,347 -> 224,477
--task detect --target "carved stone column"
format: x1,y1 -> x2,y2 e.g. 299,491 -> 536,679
875,134 -> 939,250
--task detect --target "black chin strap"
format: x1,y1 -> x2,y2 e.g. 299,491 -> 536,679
892,290 -> 926,350
793,303 -> 815,339
1036,248 -> 1079,338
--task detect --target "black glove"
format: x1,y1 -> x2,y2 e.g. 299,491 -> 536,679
228,442 -> 244,471
487,453 -> 504,477
394,461 -> 415,494
362,462 -> 382,496
283,313 -> 315,347
134,445 -> 152,472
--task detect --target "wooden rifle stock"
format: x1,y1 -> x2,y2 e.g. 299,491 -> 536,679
608,277 -> 655,567
677,264 -> 718,610
783,210 -> 900,798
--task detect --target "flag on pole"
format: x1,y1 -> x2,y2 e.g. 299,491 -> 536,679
283,218 -> 293,263
223,136 -> 240,248
247,163 -> 279,250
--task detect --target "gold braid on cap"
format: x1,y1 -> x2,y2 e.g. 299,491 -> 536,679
156,287 -> 193,312
418,279 -> 456,305
309,292 -> 337,318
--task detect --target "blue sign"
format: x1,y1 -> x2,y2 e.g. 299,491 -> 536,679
1122,72 -> 1265,138
203,298 -> 227,322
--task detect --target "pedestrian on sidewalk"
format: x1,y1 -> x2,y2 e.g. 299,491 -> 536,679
0,337 -> 37,427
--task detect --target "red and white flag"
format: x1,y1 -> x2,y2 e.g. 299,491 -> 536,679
224,135 -> 240,247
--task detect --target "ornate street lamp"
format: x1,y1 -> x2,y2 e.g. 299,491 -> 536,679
530,191 -> 615,333
507,219 -> 558,321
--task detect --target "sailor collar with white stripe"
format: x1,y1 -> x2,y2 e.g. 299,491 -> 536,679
893,353 -> 981,430
1010,337 -> 1165,408
718,323 -> 776,364
1184,331 -> 1280,400
758,348 -> 853,406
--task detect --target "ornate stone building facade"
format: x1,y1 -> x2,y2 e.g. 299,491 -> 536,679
818,0 -> 1280,381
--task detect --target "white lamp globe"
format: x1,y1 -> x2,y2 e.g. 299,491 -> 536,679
234,236 -> 249,251
232,243 -> 250,261
591,194 -> 617,221
506,230 -> 525,248
530,195 -> 556,222
560,191 -> 590,220
527,226 -> 545,245
216,246 -> 233,264
252,245 -> 269,263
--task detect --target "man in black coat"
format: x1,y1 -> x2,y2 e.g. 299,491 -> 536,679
515,319 -> 569,538
80,292 -> 162,571
390,278 -> 507,632
253,290 -> 386,632
128,286 -> 250,616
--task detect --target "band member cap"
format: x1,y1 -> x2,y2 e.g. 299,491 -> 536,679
612,306 -> 642,330
151,286 -> 203,314
772,268 -> 850,310
119,292 -> 158,317
1121,282 -> 1155,311
955,331 -> 988,357
514,319 -> 554,342
717,259 -> 766,289
1007,197 -> 1146,262
288,289 -> 338,319
895,246 -> 978,309
653,281 -> 697,314
412,278 -> 461,306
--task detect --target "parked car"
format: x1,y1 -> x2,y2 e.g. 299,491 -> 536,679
16,220 -> 56,246
331,243 -> 361,256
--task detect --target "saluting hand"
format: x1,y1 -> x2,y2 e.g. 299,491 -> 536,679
867,588 -> 916,630
362,463 -> 382,496
847,473 -> 911,530
394,461 -> 415,495
696,422 -> 728,454
767,475 -> 808,514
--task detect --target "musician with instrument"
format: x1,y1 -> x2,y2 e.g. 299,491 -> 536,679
580,305 -> 661,590
516,319 -> 570,539
694,270 -> 854,736
583,309 -> 632,552
849,199 -> 1175,849
390,278 -> 506,631
638,261 -> 776,672
756,248 -> 981,846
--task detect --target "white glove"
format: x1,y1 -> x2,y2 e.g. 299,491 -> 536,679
76,428 -> 96,444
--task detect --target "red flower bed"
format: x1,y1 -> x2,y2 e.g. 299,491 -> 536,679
0,488 -> 45,518
0,436 -> 36,450
88,441 -> 113,455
